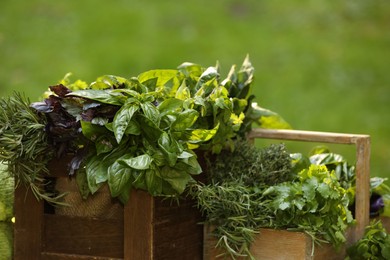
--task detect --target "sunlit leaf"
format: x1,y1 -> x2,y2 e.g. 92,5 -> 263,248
187,123 -> 219,143
119,154 -> 153,170
171,109 -> 198,131
67,89 -> 127,105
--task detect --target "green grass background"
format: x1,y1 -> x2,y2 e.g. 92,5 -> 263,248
1,0 -> 390,255
1,1 -> 389,177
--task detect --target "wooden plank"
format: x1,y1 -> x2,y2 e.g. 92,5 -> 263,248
43,214 -> 123,258
13,183 -> 44,260
247,128 -> 370,244
354,137 -> 371,241
204,226 -> 348,260
124,189 -> 153,260
153,197 -> 203,260
247,128 -> 369,144
41,252 -> 122,260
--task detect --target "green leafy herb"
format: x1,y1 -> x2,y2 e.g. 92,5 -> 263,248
346,220 -> 390,260
27,57 -> 290,203
264,164 -> 354,251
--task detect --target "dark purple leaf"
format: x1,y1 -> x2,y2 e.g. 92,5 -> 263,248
50,84 -> 72,98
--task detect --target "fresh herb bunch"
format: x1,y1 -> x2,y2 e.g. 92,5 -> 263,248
263,164 -> 354,251
0,93 -> 63,204
309,146 -> 356,194
207,139 -> 293,187
346,220 -> 390,260
192,183 -> 271,259
291,147 -> 356,210
27,57 -> 290,203
190,141 -> 293,259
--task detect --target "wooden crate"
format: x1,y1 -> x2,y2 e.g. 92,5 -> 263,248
13,156 -> 204,260
204,128 -> 371,259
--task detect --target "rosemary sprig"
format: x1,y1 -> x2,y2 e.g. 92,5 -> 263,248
0,92 -> 64,204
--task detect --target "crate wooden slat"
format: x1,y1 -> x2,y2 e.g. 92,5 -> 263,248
204,226 -> 349,260
13,183 -> 43,260
43,214 -> 124,257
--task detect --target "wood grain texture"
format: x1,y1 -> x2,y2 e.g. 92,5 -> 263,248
41,252 -> 122,260
124,189 -> 153,260
123,190 -> 204,260
13,183 -> 44,260
153,196 -> 203,260
43,214 -> 124,257
204,226 -> 348,260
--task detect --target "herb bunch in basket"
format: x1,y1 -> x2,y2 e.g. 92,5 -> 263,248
190,139 -> 354,259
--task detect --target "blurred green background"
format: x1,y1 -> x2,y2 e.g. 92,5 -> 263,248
1,0 -> 389,252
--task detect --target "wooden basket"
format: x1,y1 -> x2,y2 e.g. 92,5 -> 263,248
204,128 -> 371,259
13,156 -> 204,260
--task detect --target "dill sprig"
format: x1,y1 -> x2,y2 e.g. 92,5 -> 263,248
0,92 -> 64,204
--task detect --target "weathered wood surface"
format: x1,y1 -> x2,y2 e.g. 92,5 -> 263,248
124,189 -> 203,260
14,178 -> 203,260
13,183 -> 44,260
43,214 -> 124,257
204,226 -> 349,260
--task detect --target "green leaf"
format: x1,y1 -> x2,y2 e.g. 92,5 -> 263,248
171,109 -> 199,131
75,168 -> 90,199
86,154 -> 108,194
145,169 -> 163,195
158,132 -> 181,167
138,69 -> 180,90
248,103 -> 291,129
195,66 -> 219,90
81,120 -> 110,141
176,155 -> 202,175
175,81 -> 191,100
140,102 -> 160,124
132,171 -> 147,190
158,98 -> 183,116
125,120 -> 141,135
95,135 -> 116,155
160,166 -> 193,194
118,179 -> 132,204
137,114 -> 163,142
113,103 -> 139,143
108,157 -> 133,197
67,89 -> 127,105
92,75 -> 130,89
119,154 -> 153,170
187,123 -> 219,143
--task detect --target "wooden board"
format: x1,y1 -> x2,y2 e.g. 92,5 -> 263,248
204,226 -> 348,260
